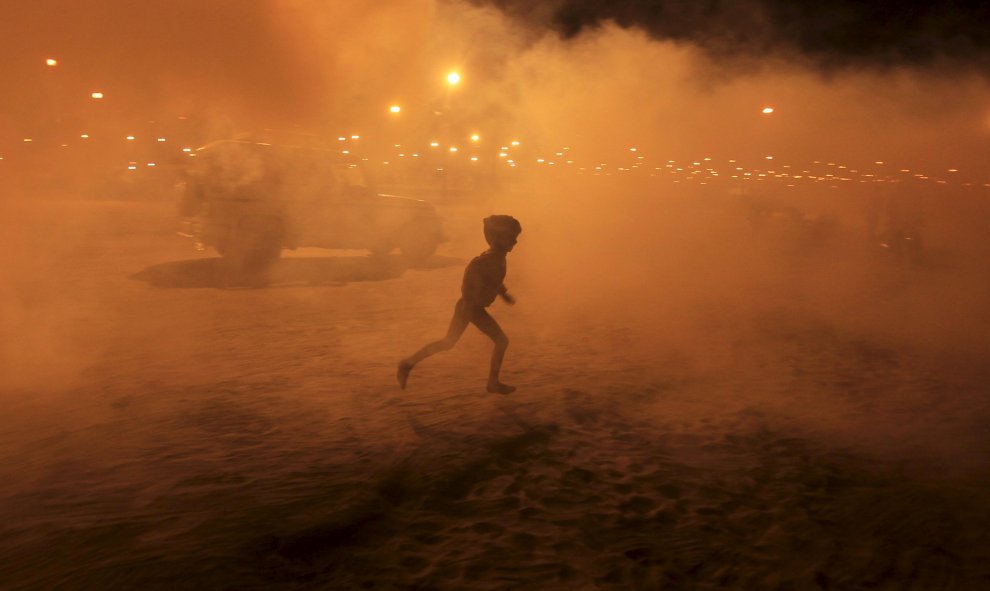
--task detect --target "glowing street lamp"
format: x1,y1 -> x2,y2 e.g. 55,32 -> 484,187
762,106 -> 775,114
389,105 -> 401,114
91,91 -> 104,99
46,58 -> 58,67
446,71 -> 461,86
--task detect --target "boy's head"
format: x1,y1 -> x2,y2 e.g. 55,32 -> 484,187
483,215 -> 522,252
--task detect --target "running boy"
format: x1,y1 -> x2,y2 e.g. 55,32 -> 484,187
398,215 -> 522,394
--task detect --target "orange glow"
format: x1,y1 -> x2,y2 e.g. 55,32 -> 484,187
762,106 -> 775,114
470,134 -> 480,142
447,71 -> 461,85
389,105 -> 401,113
46,58 -> 58,67
91,92 -> 104,99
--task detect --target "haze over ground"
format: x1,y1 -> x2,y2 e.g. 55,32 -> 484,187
2,1 -> 990,589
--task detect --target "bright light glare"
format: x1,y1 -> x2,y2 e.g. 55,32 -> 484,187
430,142 -> 439,148
470,134 -> 480,142
449,147 -> 458,152
91,92 -> 104,99
80,134 -> 89,139
389,105 -> 401,113
511,140 -> 520,147
351,135 -> 360,140
446,71 -> 461,85
762,106 -> 775,114
126,136 -> 135,141
46,58 -> 58,67
157,138 -> 166,142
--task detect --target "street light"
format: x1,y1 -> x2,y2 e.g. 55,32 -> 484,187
91,91 -> 104,99
46,58 -> 58,67
446,71 -> 461,86
389,105 -> 401,114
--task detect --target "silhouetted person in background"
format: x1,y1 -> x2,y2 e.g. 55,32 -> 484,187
398,215 -> 522,394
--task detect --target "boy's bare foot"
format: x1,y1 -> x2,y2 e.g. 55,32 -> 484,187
487,380 -> 515,395
397,362 -> 412,389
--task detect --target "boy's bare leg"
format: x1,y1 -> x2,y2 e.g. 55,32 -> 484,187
470,308 -> 515,394
398,299 -> 469,389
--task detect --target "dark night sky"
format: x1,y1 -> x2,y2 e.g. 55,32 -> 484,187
478,0 -> 990,70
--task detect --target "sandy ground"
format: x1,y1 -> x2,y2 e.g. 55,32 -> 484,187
2,185 -> 990,590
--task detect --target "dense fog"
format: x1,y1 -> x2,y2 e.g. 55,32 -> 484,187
2,2 -> 990,588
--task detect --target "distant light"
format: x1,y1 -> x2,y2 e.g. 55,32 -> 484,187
499,152 -> 508,158
80,134 -> 89,139
147,162 -> 156,167
350,135 -> 360,140
23,138 -> 33,142
470,134 -> 480,142
342,150 -> 350,154
511,140 -> 520,147
46,58 -> 58,67
629,147 -> 638,152
874,161 -> 884,165
948,168 -> 959,172
446,71 -> 461,85
157,137 -> 166,142
762,106 -> 775,114
338,137 -> 346,141
470,156 -> 478,161
126,135 -> 135,140
182,148 -> 192,152
389,105 -> 401,113
765,155 -> 773,160
537,159 -> 545,163
449,147 -> 458,153
91,92 -> 104,99
429,142 -> 439,147
127,165 -> 137,170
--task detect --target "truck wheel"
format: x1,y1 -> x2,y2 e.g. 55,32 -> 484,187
228,216 -> 282,271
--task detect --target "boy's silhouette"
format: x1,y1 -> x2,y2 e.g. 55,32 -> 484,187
398,215 -> 522,394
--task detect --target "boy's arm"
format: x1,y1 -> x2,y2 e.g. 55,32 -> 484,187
498,284 -> 515,305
